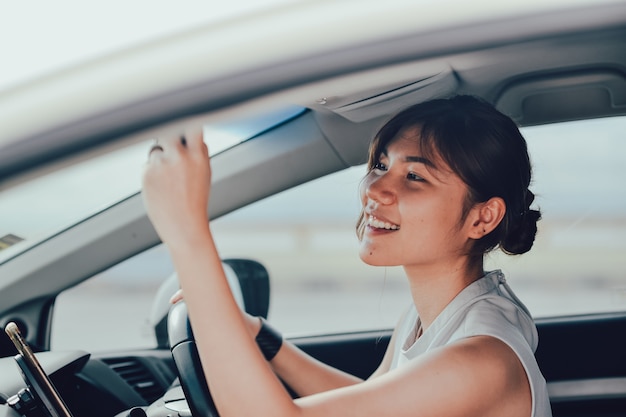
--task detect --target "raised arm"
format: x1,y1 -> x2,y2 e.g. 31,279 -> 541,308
143,132 -> 298,416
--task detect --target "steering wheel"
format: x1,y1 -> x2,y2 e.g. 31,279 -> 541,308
168,302 -> 220,417
4,322 -> 74,417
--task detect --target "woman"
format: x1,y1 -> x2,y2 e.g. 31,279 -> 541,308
142,95 -> 552,417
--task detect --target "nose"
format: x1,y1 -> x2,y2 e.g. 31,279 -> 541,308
362,172 -> 396,206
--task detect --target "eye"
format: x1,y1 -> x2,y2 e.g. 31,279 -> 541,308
372,162 -> 387,173
407,171 -> 425,182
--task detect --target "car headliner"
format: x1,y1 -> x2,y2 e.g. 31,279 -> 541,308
0,0 -> 625,344
1,0 -> 625,182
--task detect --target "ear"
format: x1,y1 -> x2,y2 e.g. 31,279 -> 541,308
466,197 -> 506,240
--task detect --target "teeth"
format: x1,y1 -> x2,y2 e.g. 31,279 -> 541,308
368,215 -> 400,230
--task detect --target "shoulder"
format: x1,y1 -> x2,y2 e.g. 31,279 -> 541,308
442,335 -> 528,383
421,336 -> 531,416
367,335 -> 531,417
458,293 -> 539,352
299,335 -> 531,417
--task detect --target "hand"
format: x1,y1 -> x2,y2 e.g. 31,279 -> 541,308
142,131 -> 211,247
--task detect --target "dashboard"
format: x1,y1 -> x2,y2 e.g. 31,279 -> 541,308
0,351 -> 181,417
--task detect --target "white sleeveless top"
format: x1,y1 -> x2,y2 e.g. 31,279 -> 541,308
390,270 -> 552,417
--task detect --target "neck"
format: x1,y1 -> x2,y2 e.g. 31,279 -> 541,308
404,257 -> 483,330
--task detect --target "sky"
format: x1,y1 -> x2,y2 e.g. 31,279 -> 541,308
0,0 -> 301,92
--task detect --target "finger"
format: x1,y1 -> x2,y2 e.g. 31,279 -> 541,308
159,135 -> 184,153
147,140 -> 164,162
185,129 -> 207,154
170,289 -> 184,304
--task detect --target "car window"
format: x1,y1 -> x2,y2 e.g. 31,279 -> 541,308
487,116 -> 626,317
211,165 -> 412,336
212,116 -> 626,335
0,106 -> 304,265
51,245 -> 174,351
51,115 -> 626,350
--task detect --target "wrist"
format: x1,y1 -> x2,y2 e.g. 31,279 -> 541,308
255,317 -> 283,361
167,226 -> 214,260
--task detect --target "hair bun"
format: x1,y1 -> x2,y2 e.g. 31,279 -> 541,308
501,207 -> 541,255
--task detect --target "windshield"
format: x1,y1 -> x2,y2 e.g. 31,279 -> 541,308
0,106 -> 305,264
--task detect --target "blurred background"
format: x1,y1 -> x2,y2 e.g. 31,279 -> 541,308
50,116 -> 626,351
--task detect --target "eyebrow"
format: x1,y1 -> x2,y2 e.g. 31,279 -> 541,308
381,150 -> 435,167
405,155 -> 435,166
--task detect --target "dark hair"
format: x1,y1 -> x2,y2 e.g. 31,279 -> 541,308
358,95 -> 541,256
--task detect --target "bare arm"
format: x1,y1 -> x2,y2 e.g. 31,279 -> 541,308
268,338 -> 363,396
171,289 -> 364,396
144,133 -> 297,416
142,133 -> 531,417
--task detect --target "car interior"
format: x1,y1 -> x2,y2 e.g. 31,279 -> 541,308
1,1 -> 626,416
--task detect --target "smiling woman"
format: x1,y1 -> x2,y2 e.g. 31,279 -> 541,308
141,95 -> 552,417
1,1 -> 626,417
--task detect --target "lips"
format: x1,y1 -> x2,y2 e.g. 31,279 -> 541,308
366,215 -> 400,230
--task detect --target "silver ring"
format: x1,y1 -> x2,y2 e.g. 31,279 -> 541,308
148,139 -> 163,157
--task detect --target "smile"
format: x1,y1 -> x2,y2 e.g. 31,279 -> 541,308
367,215 -> 400,230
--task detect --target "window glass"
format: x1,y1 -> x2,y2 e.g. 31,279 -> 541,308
49,107 -> 304,351
211,166 -> 412,336
212,116 -> 626,336
51,245 -> 174,351
0,106 -> 304,265
51,115 -> 626,350
486,116 -> 626,317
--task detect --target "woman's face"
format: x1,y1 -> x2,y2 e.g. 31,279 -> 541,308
359,131 -> 475,269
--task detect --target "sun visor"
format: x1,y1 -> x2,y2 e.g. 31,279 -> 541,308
496,70 -> 626,126
323,67 -> 459,123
